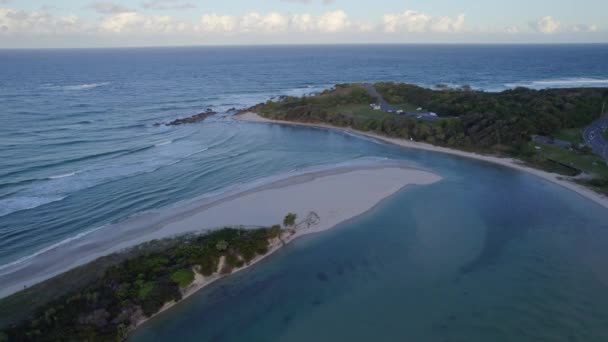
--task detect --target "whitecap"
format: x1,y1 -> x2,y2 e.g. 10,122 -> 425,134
48,171 -> 76,180
0,195 -> 67,218
0,223 -> 109,273
45,82 -> 110,91
505,77 -> 608,89
155,140 -> 173,147
184,147 -> 209,158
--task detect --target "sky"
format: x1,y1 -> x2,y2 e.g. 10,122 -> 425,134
0,0 -> 607,48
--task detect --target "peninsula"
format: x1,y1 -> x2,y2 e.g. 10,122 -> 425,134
0,163 -> 441,340
237,82 -> 608,208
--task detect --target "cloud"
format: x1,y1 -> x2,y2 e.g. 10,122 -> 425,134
0,7 -> 88,34
572,24 -> 597,32
198,10 -> 353,34
382,10 -> 465,33
142,0 -> 196,10
89,2 -> 134,14
100,12 -> 189,33
530,16 -> 560,34
504,25 -> 519,34
317,10 -> 349,32
198,14 -> 237,33
0,5 -> 604,47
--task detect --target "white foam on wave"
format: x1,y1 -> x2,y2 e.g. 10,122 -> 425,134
0,195 -> 67,218
48,171 -> 76,180
0,156 -> 399,274
46,82 -> 110,91
184,147 -> 209,158
155,140 -> 173,147
505,77 -> 608,89
0,223 -> 109,273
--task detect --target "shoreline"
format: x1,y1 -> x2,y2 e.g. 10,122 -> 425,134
0,162 -> 441,300
235,112 -> 608,210
132,229 -> 299,333
132,163 -> 432,334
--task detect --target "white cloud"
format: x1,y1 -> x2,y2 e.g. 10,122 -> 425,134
530,16 -> 560,34
0,5 -> 604,47
291,13 -> 314,32
383,10 -> 465,33
317,10 -> 349,32
197,10 -> 353,34
505,25 -> 520,34
198,13 -> 237,33
0,7 -> 88,34
240,12 -> 290,33
572,24 -> 597,32
100,12 -> 188,33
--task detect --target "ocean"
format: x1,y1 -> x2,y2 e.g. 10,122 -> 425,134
2,44 -> 608,341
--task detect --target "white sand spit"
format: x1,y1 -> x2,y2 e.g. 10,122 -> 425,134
0,162 -> 440,299
236,112 -> 608,209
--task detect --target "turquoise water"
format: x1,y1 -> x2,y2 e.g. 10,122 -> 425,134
2,45 -> 608,340
132,123 -> 608,342
3,45 -> 608,268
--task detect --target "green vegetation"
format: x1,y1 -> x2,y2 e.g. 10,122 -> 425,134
170,269 -> 195,288
553,128 -> 584,145
533,144 -> 608,177
250,82 -> 608,194
0,225 -> 288,341
283,213 -> 297,227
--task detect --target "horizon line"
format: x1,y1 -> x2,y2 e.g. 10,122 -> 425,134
1,42 -> 608,51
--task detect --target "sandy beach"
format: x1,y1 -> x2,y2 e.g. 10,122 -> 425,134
0,161 -> 440,299
236,112 -> 608,210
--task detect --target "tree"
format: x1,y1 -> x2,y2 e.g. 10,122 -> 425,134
268,225 -> 282,239
215,240 -> 228,252
283,213 -> 297,228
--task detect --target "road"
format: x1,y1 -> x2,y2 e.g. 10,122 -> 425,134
361,83 -> 441,122
583,115 -> 608,160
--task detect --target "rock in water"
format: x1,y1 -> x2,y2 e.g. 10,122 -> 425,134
158,110 -> 217,126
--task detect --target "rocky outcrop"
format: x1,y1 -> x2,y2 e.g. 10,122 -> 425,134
155,109 -> 216,126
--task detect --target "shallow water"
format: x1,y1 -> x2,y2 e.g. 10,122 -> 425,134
2,45 -> 608,340
2,45 -> 608,268
131,138 -> 608,341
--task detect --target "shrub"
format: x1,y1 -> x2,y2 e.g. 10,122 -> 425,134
170,269 -> 195,288
215,240 -> 228,251
198,255 -> 219,276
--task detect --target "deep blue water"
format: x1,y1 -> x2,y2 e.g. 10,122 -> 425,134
2,45 -> 608,340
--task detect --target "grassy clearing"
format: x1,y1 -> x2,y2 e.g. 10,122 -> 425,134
170,269 -> 195,288
534,143 -> 608,178
553,128 -> 584,145
393,103 -> 425,112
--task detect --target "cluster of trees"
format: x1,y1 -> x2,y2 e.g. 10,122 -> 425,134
255,83 -> 607,157
256,84 -> 374,126
1,225 -> 287,341
375,82 -> 607,136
